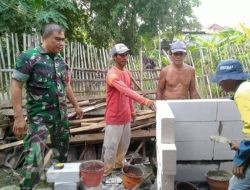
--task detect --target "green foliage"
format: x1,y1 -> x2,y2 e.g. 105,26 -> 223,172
0,0 -> 77,34
0,0 -> 201,51
83,0 -> 201,53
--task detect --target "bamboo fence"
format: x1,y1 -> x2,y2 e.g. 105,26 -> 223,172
0,33 -> 250,101
0,33 -> 161,101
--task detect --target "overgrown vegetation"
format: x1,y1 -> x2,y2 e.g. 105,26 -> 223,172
0,0 -> 201,53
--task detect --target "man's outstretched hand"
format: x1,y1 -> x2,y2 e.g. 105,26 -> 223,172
12,116 -> 26,140
75,106 -> 84,119
147,100 -> 156,111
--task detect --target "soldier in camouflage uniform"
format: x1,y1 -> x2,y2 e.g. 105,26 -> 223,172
11,23 -> 84,190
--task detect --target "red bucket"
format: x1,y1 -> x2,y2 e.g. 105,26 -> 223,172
80,160 -> 104,187
122,165 -> 143,190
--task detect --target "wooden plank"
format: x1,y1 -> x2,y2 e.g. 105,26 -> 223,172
0,123 -> 13,129
70,121 -> 105,134
128,140 -> 145,164
136,110 -> 154,115
0,140 -> 23,150
67,102 -> 106,118
135,113 -> 155,121
131,122 -> 155,131
43,149 -> 53,168
67,100 -> 90,108
0,128 -> 5,139
0,108 -> 26,116
69,129 -> 156,144
69,116 -> 104,125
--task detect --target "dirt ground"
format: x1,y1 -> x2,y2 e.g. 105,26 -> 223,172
0,167 -> 20,188
0,167 -> 52,189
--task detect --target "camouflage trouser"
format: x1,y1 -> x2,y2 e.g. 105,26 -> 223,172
20,114 -> 69,189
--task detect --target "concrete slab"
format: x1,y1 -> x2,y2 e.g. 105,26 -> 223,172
46,162 -> 81,183
217,99 -> 241,121
175,121 -> 218,141
54,182 -> 77,190
167,99 -> 218,122
176,163 -> 218,182
176,141 -> 213,160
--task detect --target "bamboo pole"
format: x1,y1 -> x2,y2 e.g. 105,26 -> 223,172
23,33 -> 26,51
11,33 -> 16,66
0,40 -> 5,91
5,34 -> 11,85
139,48 -> 143,90
15,33 -> 20,56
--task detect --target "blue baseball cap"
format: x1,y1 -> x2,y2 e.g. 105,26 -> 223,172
170,41 -> 187,53
211,59 -> 249,83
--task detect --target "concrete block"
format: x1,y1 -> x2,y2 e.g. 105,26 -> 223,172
167,99 -> 218,122
156,100 -> 175,119
175,121 -> 218,141
217,99 -> 241,121
47,162 -> 81,183
176,141 -> 213,160
156,101 -> 175,143
157,173 -> 174,190
220,121 -> 243,140
219,161 -> 234,173
156,143 -> 164,173
161,144 -> 176,175
176,163 -> 219,182
161,118 -> 175,144
213,142 -> 235,160
54,182 -> 77,190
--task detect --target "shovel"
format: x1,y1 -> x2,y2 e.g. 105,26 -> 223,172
210,135 -> 232,147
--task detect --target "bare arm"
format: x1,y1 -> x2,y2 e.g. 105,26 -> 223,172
233,164 -> 246,178
189,69 -> 200,99
66,84 -> 84,119
107,74 -> 156,111
11,79 -> 26,139
156,69 -> 166,100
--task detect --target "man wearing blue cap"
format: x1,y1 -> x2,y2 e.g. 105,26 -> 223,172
212,59 -> 250,190
156,41 -> 200,99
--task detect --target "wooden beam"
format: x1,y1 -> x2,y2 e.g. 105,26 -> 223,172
135,113 -> 155,121
70,121 -> 105,134
43,149 -> 53,168
67,102 -> 106,118
0,140 -> 23,150
69,129 -> 156,144
131,122 -> 155,131
69,116 -> 104,125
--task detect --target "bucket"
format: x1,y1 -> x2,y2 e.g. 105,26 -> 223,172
80,160 -> 104,187
122,165 -> 144,190
205,170 -> 232,190
175,181 -> 198,190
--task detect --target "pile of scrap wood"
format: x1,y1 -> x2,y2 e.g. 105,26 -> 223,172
0,95 -> 156,168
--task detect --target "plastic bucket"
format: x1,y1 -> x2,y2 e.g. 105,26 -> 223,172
205,170 -> 232,190
175,181 -> 198,190
80,160 -> 104,187
122,165 -> 144,190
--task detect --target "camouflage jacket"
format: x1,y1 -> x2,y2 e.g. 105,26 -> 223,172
12,46 -> 69,122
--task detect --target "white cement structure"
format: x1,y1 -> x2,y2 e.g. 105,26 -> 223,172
47,163 -> 82,190
156,99 -> 243,189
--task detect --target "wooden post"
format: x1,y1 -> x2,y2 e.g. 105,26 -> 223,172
139,48 -> 143,90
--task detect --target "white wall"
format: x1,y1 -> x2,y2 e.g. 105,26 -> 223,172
156,99 -> 243,183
